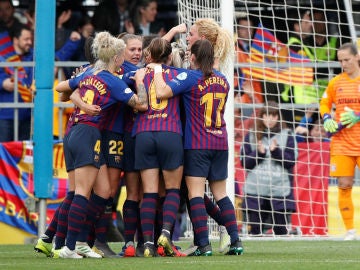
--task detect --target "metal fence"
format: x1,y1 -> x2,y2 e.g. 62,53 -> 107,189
0,61 -> 86,141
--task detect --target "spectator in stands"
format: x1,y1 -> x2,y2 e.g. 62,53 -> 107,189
72,14 -> 94,61
308,119 -> 328,142
55,1 -> 88,50
0,24 -> 33,142
132,0 -> 165,36
281,8 -> 314,125
53,3 -> 91,66
92,0 -> 136,36
0,0 -> 24,32
240,101 -> 297,236
55,9 -> 73,50
307,10 -> 339,99
295,106 -> 329,143
320,42 -> 360,241
0,21 -> 85,142
235,14 -> 263,104
59,14 -> 94,79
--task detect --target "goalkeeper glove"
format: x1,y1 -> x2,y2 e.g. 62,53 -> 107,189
340,106 -> 360,128
323,113 -> 338,133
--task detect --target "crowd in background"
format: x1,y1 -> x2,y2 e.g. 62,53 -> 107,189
0,0 -> 344,143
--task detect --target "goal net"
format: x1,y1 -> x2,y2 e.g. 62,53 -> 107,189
177,0 -> 360,239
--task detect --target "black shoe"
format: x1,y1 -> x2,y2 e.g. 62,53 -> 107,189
106,223 -> 124,242
136,243 -> 144,257
188,244 -> 212,256
225,240 -> 244,255
143,242 -> 158,258
93,239 -> 120,258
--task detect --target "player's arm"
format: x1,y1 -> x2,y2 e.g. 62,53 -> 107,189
56,68 -> 85,102
55,79 -> 73,102
162,23 -> 187,42
319,78 -> 338,133
69,89 -> 101,116
55,79 -> 71,93
127,68 -> 148,111
319,78 -> 335,117
146,64 -> 174,99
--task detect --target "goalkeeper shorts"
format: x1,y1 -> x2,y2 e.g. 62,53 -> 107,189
330,155 -> 360,177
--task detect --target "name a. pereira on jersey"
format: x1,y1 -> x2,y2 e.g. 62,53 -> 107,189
79,77 -> 107,95
198,76 -> 228,92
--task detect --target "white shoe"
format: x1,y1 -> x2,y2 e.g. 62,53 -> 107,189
59,246 -> 83,259
344,229 -> 357,241
218,225 -> 231,253
75,242 -> 102,258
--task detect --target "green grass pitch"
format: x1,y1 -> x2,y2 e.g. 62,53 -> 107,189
1,240 -> 360,270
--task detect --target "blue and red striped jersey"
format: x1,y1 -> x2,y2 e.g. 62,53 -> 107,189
100,61 -> 139,133
116,61 -> 140,133
168,69 -> 229,150
68,68 -> 134,128
64,108 -> 78,136
132,64 -> 182,136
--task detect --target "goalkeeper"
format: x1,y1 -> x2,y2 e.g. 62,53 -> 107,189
319,42 -> 360,241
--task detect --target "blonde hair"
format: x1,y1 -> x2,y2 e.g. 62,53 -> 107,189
171,42 -> 185,68
121,33 -> 143,45
92,31 -> 126,70
194,18 -> 233,67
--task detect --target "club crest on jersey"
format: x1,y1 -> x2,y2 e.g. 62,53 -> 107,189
115,156 -> 121,163
176,72 -> 187,80
330,163 -> 336,172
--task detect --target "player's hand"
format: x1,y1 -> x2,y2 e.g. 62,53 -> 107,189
134,68 -> 146,84
60,91 -> 71,102
340,106 -> 360,128
71,66 -> 84,78
81,104 -> 101,116
173,23 -> 187,34
323,113 -> 338,133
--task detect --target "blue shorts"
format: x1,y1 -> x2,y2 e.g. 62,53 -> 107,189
101,130 -> 124,169
135,131 -> 183,170
63,129 -> 74,172
65,124 -> 103,170
123,131 -> 136,172
184,149 -> 228,181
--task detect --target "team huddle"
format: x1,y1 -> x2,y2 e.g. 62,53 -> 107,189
33,18 -> 244,259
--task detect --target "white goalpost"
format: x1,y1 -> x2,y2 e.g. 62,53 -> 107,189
177,0 -> 360,239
